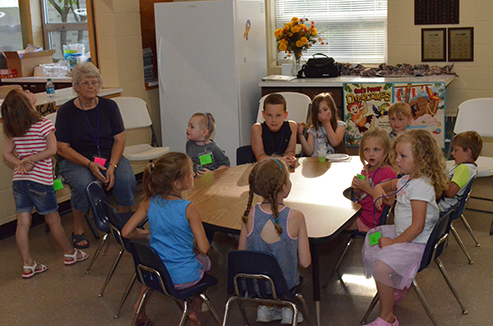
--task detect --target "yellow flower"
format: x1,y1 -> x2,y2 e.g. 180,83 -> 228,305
291,26 -> 299,33
301,37 -> 308,44
274,28 -> 283,38
299,24 -> 307,30
296,40 -> 302,47
285,22 -> 292,28
279,43 -> 287,51
310,27 -> 318,36
291,17 -> 299,23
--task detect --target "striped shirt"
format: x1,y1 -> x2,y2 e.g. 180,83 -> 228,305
12,118 -> 55,186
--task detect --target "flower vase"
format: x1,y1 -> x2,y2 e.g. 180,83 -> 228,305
291,55 -> 301,76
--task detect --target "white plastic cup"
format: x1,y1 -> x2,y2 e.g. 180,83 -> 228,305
318,149 -> 327,162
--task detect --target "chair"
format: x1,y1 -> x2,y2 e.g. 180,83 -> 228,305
223,250 -> 309,326
130,239 -> 222,326
361,205 -> 468,326
453,98 -> 493,234
112,97 -> 170,161
322,187 -> 391,289
447,175 -> 480,264
0,84 -> 23,99
236,145 -> 256,165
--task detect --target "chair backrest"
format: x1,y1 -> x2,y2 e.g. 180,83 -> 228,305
112,97 -> 153,130
451,175 -> 476,221
418,206 -> 456,272
454,98 -> 493,138
236,145 -> 257,165
85,181 -> 111,233
343,187 -> 390,226
227,250 -> 292,300
257,92 -> 312,124
45,112 -> 57,125
0,84 -> 22,99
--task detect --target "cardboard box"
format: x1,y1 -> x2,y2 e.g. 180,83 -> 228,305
2,50 -> 56,77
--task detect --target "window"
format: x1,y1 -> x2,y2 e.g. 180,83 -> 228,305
0,0 -> 23,69
40,0 -> 89,61
270,0 -> 387,65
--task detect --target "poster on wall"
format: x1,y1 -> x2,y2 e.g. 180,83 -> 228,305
343,83 -> 393,146
343,82 -> 446,148
394,82 -> 446,148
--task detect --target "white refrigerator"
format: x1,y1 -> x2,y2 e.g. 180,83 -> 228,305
155,0 -> 267,164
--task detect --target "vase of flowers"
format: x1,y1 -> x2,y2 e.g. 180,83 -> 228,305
275,17 -> 323,76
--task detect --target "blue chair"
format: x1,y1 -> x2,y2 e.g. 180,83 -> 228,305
322,187 -> 391,289
446,175 -> 480,264
236,145 -> 256,165
222,250 -> 309,326
361,204 -> 468,326
130,239 -> 222,326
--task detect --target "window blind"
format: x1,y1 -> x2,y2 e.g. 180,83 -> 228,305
271,0 -> 387,64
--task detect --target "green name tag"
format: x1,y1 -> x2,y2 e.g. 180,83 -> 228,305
369,231 -> 381,246
53,178 -> 64,191
199,153 -> 213,165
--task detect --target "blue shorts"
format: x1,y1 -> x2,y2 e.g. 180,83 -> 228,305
12,180 -> 58,215
58,156 -> 136,213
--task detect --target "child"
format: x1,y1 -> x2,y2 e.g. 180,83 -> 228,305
363,129 -> 448,326
238,158 -> 311,324
186,112 -> 230,175
438,131 -> 483,213
298,92 -> 346,156
350,129 -> 397,232
251,94 -> 298,168
1,89 -> 88,278
122,152 -> 211,326
388,102 -> 412,139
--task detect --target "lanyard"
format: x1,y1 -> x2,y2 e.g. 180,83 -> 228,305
372,176 -> 411,227
80,98 -> 101,157
269,122 -> 285,155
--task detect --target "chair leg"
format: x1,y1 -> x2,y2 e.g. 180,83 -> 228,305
102,234 -> 112,256
178,300 -> 191,326
286,301 -> 299,326
237,300 -> 249,326
296,293 -> 310,325
412,280 -> 438,326
459,214 -> 481,247
450,223 -> 474,264
222,296 -> 235,326
323,235 -> 354,289
114,272 -> 137,318
131,287 -> 153,326
360,293 -> 379,325
84,212 -> 100,239
435,258 -> 468,315
86,232 -> 108,274
200,293 -> 222,325
98,246 -> 125,298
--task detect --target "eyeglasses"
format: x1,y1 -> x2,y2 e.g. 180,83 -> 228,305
79,81 -> 100,87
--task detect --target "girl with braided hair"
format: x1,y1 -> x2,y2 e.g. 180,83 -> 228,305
238,158 -> 311,324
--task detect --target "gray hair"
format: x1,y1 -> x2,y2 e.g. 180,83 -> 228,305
71,62 -> 103,89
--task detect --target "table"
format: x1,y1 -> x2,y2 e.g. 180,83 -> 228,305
184,156 -> 363,325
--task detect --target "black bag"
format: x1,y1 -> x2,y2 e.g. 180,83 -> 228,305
298,53 -> 340,78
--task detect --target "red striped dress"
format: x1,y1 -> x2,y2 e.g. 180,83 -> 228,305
12,118 -> 55,186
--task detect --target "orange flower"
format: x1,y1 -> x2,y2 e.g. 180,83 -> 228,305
291,17 -> 299,23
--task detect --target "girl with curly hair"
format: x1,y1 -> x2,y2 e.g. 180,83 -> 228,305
361,129 -> 448,326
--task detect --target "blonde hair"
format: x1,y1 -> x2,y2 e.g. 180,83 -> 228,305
452,131 -> 483,161
242,158 -> 289,235
388,102 -> 412,119
191,112 -> 215,138
142,152 -> 192,201
358,128 -> 392,167
393,130 -> 448,196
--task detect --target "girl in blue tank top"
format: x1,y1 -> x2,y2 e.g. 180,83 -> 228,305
238,158 -> 311,324
122,152 -> 211,326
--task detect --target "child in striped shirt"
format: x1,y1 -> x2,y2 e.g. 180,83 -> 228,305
1,89 -> 88,279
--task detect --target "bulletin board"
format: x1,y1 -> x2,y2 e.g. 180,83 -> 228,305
344,82 -> 446,148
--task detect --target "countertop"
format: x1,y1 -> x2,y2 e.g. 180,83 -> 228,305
1,76 -> 72,83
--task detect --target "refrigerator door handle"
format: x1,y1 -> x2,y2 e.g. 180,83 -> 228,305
157,36 -> 166,93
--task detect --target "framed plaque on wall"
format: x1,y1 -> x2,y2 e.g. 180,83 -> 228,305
421,28 -> 446,62
448,27 -> 474,61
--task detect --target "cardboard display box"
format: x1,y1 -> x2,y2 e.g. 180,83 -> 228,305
2,50 -> 56,77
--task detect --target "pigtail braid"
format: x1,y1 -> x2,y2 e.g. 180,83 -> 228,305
270,193 -> 283,236
242,189 -> 255,223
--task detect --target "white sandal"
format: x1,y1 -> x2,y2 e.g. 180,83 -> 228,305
22,262 -> 48,279
64,249 -> 89,266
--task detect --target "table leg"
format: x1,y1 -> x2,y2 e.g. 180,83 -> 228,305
310,242 -> 321,326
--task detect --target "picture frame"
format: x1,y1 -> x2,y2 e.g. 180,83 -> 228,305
448,27 -> 474,61
421,28 -> 446,62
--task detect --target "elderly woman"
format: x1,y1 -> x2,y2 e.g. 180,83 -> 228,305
55,62 -> 136,248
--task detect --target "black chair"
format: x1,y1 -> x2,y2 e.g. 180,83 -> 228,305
322,187 -> 391,289
222,250 -> 309,326
361,205 -> 468,326
447,175 -> 480,264
236,145 -> 256,165
130,240 -> 222,326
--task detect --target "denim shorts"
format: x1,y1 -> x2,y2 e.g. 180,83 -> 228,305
12,180 -> 58,215
58,156 -> 136,213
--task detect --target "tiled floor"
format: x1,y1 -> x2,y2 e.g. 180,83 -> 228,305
1,177 -> 492,326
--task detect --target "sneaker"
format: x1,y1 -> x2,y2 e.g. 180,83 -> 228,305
281,307 -> 303,324
256,305 -> 282,323
364,316 -> 399,326
394,287 -> 411,305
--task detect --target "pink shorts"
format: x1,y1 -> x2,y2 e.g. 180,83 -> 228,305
174,253 -> 211,290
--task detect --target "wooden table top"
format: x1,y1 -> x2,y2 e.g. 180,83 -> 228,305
184,156 -> 362,241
